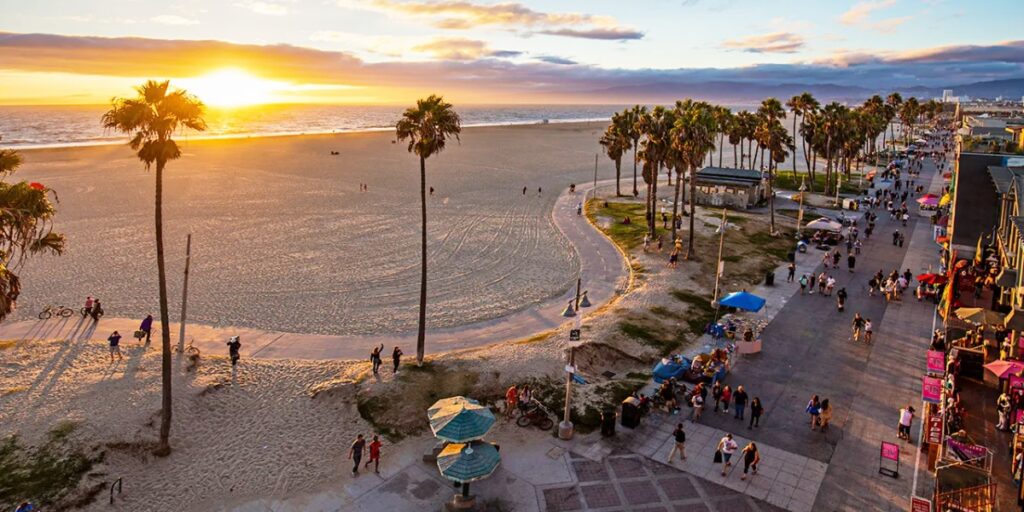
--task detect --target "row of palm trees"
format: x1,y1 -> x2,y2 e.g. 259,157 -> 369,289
600,93 -> 944,247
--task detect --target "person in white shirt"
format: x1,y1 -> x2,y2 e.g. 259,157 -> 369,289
898,406 -> 915,442
717,433 -> 739,475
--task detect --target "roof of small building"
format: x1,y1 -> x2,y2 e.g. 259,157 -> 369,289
696,167 -> 764,184
990,166 -> 1016,194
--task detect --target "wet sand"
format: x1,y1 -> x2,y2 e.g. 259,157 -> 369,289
12,121 -> 614,335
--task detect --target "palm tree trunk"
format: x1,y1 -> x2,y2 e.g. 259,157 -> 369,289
733,144 -> 738,168
650,164 -> 659,238
686,165 -> 697,259
615,159 -> 622,196
155,158 -> 173,457
417,155 -> 427,365
632,143 -> 639,196
768,156 -> 776,235
718,134 -> 724,167
671,171 -> 681,243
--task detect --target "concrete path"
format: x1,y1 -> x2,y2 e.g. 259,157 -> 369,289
0,180 -> 629,361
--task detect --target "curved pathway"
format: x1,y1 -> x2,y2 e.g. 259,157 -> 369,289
1,180 -> 630,360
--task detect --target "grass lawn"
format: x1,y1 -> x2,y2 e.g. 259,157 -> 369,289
0,421 -> 105,509
773,171 -> 864,195
776,208 -> 825,223
586,200 -> 650,251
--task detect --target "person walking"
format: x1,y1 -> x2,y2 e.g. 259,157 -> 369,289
740,442 -> 760,480
108,331 -> 123,362
716,433 -> 738,476
691,391 -> 704,421
852,314 -> 865,342
227,336 -> 241,366
818,399 -> 833,432
667,423 -> 687,462
787,262 -> 796,282
365,435 -> 383,474
847,253 -> 856,273
392,346 -> 403,373
865,319 -> 874,344
505,385 -> 519,418
806,395 -> 821,430
997,393 -> 1012,431
349,434 -> 366,476
749,397 -> 763,429
139,314 -> 153,344
370,343 -> 384,374
808,273 -> 817,295
836,288 -> 847,312
90,299 -> 104,322
898,406 -> 915,442
733,385 -> 748,420
799,274 -> 808,295
712,381 -> 723,412
721,385 -> 732,414
84,296 -> 94,316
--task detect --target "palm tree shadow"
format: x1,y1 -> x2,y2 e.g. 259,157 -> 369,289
17,319 -> 47,344
27,316 -> 87,392
120,344 -> 148,384
32,318 -> 100,403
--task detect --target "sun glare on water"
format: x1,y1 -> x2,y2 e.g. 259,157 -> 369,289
179,69 -> 286,107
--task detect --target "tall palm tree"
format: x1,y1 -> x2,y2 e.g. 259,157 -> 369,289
671,100 -> 717,259
102,80 -> 206,456
625,105 -> 647,197
713,106 -> 732,168
638,106 -> 674,238
886,92 -> 903,151
899,97 -> 920,146
0,149 -> 65,323
599,118 -> 630,197
788,92 -> 818,177
395,95 -> 462,367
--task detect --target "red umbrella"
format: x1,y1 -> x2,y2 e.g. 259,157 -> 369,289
984,360 -> 1024,379
918,193 -> 939,201
917,273 -> 947,285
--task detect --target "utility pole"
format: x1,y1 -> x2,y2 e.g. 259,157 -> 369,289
177,233 -> 192,354
559,277 -> 582,440
711,209 -> 727,317
593,153 -> 598,196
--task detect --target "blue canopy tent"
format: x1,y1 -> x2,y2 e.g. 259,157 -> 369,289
718,291 -> 766,312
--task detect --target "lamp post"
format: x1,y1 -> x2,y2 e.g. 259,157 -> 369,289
558,277 -> 587,440
796,177 -> 808,236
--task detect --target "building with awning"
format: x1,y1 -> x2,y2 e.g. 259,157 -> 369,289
693,167 -> 766,210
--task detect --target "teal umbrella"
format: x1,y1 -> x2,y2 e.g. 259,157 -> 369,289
427,396 -> 479,419
437,441 -> 501,484
428,398 -> 495,443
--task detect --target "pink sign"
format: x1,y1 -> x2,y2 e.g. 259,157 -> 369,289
926,350 -> 945,374
922,376 -> 942,404
880,441 -> 900,461
1011,374 -> 1024,390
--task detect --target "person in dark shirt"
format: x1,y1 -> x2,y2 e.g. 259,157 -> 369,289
667,423 -> 686,462
227,336 -> 241,366
733,386 -> 749,420
108,331 -> 123,362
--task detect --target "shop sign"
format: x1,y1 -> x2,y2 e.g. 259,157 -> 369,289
926,413 -> 943,445
926,350 -> 945,374
922,376 -> 942,404
945,438 -> 987,462
910,496 -> 931,512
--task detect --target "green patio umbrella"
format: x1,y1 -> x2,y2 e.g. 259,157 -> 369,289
428,398 -> 495,443
427,396 -> 479,419
437,441 -> 501,498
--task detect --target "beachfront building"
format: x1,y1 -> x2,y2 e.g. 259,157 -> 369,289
693,167 -> 766,210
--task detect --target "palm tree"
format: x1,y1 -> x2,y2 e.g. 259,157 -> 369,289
754,101 -> 792,235
788,92 -> 818,178
102,80 -> 206,456
899,97 -> 920,146
671,100 -> 717,258
886,92 -> 903,151
0,149 -> 65,323
625,105 -> 647,197
713,106 -> 732,168
395,95 -> 462,367
599,118 -> 630,197
638,107 -> 674,238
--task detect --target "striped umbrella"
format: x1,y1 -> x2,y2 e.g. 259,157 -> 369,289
428,396 -> 479,419
428,397 -> 495,443
437,441 -> 501,483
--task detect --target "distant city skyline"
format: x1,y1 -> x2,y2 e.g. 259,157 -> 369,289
0,0 -> 1021,105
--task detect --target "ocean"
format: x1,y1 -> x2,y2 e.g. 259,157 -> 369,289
0,104 -> 628,149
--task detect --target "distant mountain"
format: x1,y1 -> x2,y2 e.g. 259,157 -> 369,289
583,77 -> 1024,105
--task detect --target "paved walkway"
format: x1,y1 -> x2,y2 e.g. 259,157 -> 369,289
0,180 -> 629,361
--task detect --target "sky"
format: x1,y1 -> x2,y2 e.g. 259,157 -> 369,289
0,0 -> 1021,105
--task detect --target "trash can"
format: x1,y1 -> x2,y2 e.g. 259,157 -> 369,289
620,397 -> 641,429
765,270 -> 775,286
601,409 -> 616,437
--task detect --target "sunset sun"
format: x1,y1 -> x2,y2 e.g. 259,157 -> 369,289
179,69 -> 286,107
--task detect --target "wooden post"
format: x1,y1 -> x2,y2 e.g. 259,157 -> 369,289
177,234 -> 191,354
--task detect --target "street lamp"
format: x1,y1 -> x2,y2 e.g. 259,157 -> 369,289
559,277 -> 588,440
796,177 -> 808,236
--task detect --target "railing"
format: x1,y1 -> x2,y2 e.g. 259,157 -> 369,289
109,477 -> 122,504
935,482 -> 997,512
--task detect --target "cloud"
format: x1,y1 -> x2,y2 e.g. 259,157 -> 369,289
150,15 -> 199,25
411,37 -> 520,60
722,32 -> 805,53
536,56 -> 576,65
360,0 -> 643,40
0,32 -> 1021,104
235,1 -> 290,15
839,0 -> 895,25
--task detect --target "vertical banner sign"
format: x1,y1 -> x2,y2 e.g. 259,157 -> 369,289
880,441 -> 900,478
926,412 -> 943,445
910,496 -> 931,512
921,376 -> 942,404
926,350 -> 945,374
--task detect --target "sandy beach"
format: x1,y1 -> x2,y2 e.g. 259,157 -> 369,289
12,122 -> 615,335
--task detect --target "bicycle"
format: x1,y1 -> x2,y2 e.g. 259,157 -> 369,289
516,401 -> 554,430
38,305 -> 74,319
